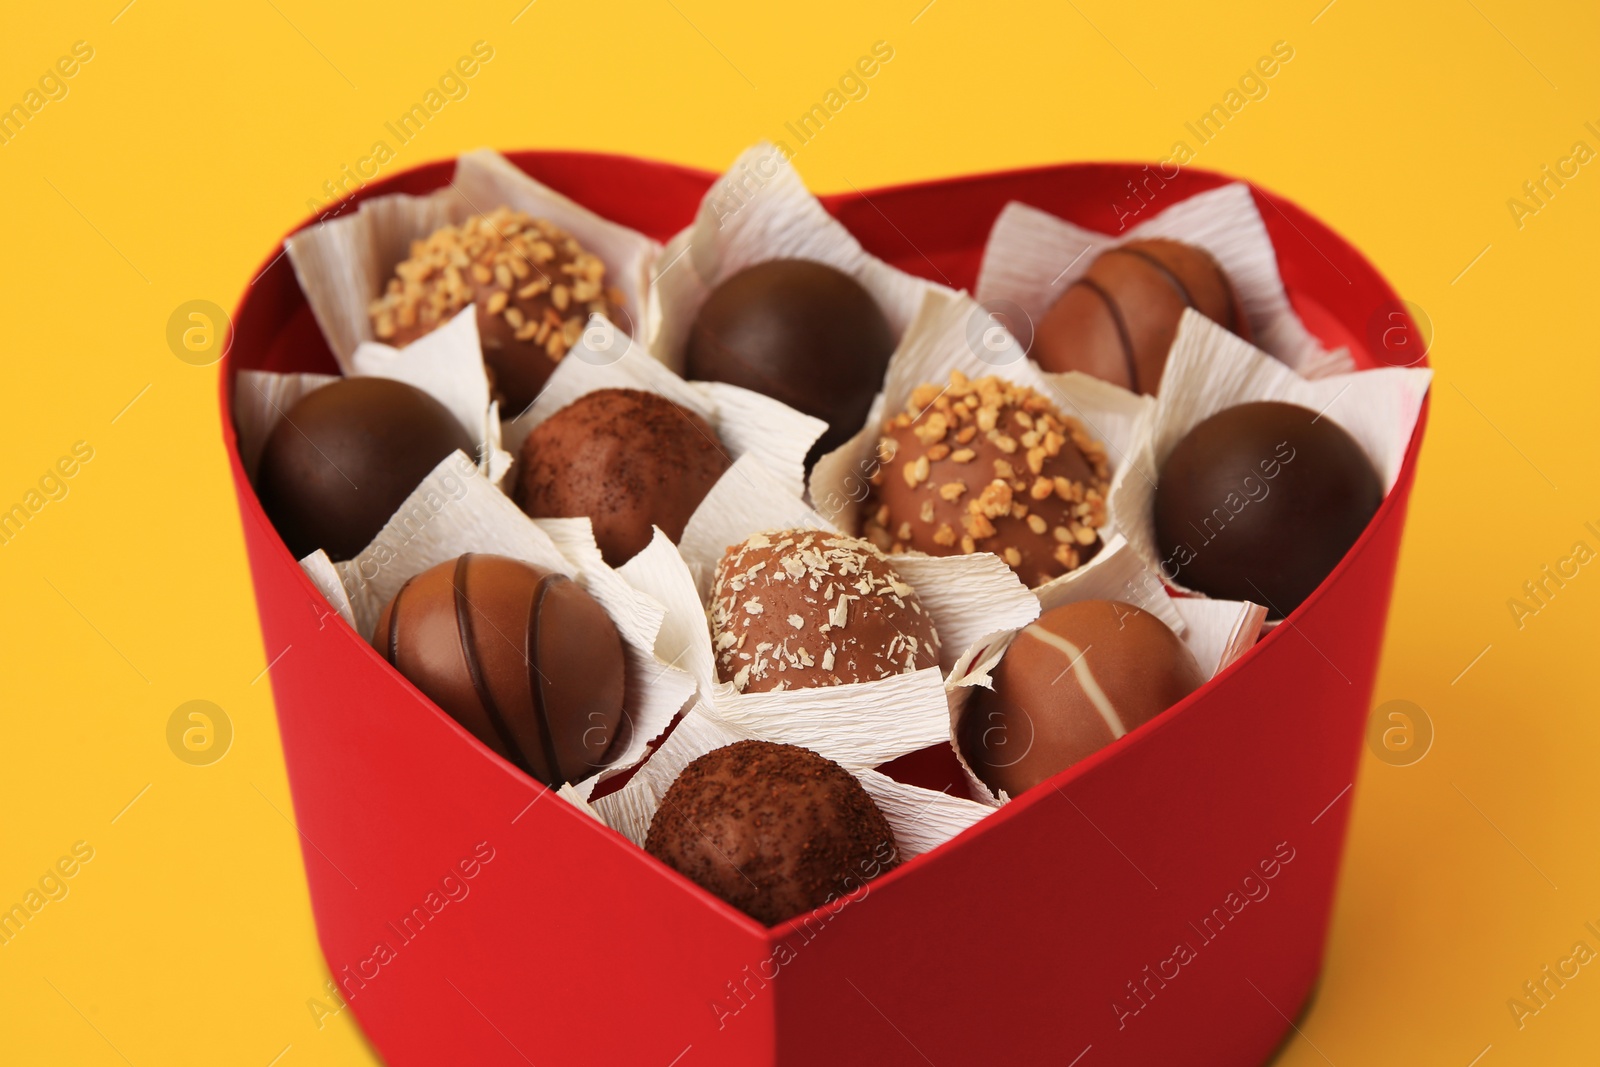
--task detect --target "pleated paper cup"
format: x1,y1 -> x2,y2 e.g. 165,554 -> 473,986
975,181 -> 1355,381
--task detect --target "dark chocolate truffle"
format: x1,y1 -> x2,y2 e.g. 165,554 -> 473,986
710,529 -> 940,693
863,372 -> 1110,587
516,388 -> 732,566
685,259 -> 895,466
645,741 -> 899,925
961,599 -> 1205,797
372,553 -> 626,787
256,376 -> 473,562
1033,238 -> 1249,394
1153,401 -> 1383,617
369,207 -> 626,415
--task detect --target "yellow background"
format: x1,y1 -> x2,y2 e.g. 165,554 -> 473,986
2,0 -> 1595,1063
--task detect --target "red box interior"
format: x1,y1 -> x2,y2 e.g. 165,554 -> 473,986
223,152 -> 1427,1067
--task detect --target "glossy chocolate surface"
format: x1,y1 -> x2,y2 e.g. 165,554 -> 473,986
372,553 -> 626,787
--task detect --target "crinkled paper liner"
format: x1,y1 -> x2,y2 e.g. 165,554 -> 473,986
809,288 -> 1156,608
1108,309 -> 1432,607
648,142 -> 953,370
974,182 -> 1355,382
232,306 -> 510,485
302,451 -> 697,805
590,704 -> 994,863
500,314 -> 826,504
946,536 -> 1270,806
623,461 -> 1040,773
284,148 -> 661,393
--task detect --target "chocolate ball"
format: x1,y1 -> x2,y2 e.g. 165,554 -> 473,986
1154,401 -> 1383,617
372,553 -> 626,787
516,388 -> 732,567
685,259 -> 895,466
961,599 -> 1205,797
1033,238 -> 1249,394
370,207 -> 626,415
645,740 -> 899,925
863,372 -> 1111,587
256,376 -> 473,562
710,529 -> 940,694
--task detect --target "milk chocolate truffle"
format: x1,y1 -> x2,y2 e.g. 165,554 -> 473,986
711,529 -> 940,694
1153,401 -> 1383,618
368,207 -> 626,414
1033,238 -> 1249,394
863,372 -> 1111,587
961,600 -> 1205,797
685,259 -> 895,466
256,377 -> 473,562
645,741 -> 899,925
516,388 -> 731,566
372,553 -> 625,787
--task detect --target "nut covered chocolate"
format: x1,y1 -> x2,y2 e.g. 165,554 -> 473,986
369,207 -> 626,415
516,388 -> 732,566
1032,238 -> 1249,394
961,600 -> 1205,796
863,371 -> 1110,587
372,553 -> 626,787
710,529 -> 940,694
645,740 -> 899,925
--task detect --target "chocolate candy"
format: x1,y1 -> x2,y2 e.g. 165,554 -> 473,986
1153,401 -> 1383,617
370,207 -> 626,415
961,600 -> 1205,796
1032,238 -> 1249,394
685,259 -> 895,467
645,741 -> 899,925
516,388 -> 731,566
372,553 -> 625,786
863,372 -> 1110,587
256,376 -> 473,562
711,529 -> 940,693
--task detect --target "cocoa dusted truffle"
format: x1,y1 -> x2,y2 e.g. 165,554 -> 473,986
645,741 -> 899,925
1033,238 -> 1249,394
368,207 -> 626,414
685,259 -> 895,467
372,553 -> 626,787
256,376 -> 473,562
710,529 -> 940,694
1153,401 -> 1382,618
863,371 -> 1111,587
961,600 -> 1205,797
516,388 -> 731,567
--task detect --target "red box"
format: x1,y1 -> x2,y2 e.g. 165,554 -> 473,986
224,152 -> 1427,1066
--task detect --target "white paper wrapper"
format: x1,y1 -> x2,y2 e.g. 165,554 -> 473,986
590,705 -> 992,862
974,182 -> 1355,381
649,142 -> 953,370
947,545 -> 1269,805
1108,309 -> 1432,603
656,440 -> 1041,767
232,370 -> 337,480
501,315 -> 826,502
809,288 -> 1156,607
347,307 -> 511,484
323,451 -> 696,797
299,550 -> 357,631
1170,596 -> 1269,679
285,149 -> 661,377
232,313 -> 510,485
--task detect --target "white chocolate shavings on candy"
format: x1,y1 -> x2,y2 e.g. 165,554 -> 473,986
710,529 -> 939,693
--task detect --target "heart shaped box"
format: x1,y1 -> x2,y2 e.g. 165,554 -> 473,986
224,153 -> 1427,1067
